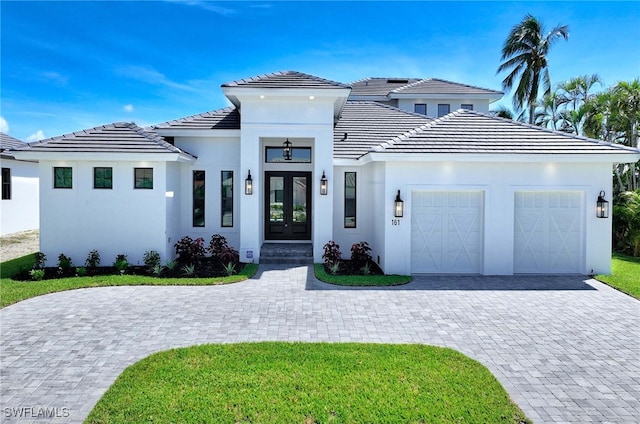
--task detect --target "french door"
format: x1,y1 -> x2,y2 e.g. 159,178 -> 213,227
265,172 -> 311,240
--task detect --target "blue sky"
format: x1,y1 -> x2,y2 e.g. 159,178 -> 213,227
1,1 -> 639,142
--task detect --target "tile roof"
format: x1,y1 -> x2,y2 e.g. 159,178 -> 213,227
349,78 -> 422,96
153,107 -> 240,130
0,133 -> 26,151
371,109 -> 640,156
333,101 -> 432,159
221,70 -> 350,89
390,78 -> 503,95
19,122 -> 195,157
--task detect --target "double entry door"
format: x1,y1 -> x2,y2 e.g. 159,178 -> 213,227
265,172 -> 311,240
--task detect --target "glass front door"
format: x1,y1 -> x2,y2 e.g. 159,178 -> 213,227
265,172 -> 311,240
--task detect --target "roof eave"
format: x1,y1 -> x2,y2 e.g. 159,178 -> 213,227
11,151 -> 197,163
154,128 -> 241,138
388,93 -> 503,102
365,152 -> 640,163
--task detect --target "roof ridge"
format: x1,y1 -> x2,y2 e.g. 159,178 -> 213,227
391,78 -> 432,93
366,108 -> 446,155
429,78 -> 503,94
153,106 -> 237,128
391,77 -> 503,94
222,70 -> 350,89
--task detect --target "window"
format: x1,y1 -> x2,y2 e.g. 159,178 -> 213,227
1,168 -> 10,200
94,167 -> 113,189
344,172 -> 356,228
265,147 -> 311,163
193,171 -> 205,227
461,104 -> 474,111
134,168 -> 153,189
437,104 -> 450,117
54,167 -> 72,189
414,103 -> 427,115
221,171 -> 233,227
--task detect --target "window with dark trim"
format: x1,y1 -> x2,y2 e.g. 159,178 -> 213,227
221,171 -> 233,227
1,168 -> 10,200
414,103 -> 427,115
134,168 -> 153,189
93,167 -> 113,189
437,104 -> 450,117
265,147 -> 311,163
344,172 -> 356,228
54,167 -> 72,189
461,104 -> 474,111
193,171 -> 205,227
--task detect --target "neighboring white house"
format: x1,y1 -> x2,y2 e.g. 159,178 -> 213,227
0,133 -> 39,236
12,71 -> 640,275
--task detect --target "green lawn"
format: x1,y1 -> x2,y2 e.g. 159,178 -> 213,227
595,253 -> 640,299
314,263 -> 412,286
0,254 -> 258,308
85,342 -> 530,424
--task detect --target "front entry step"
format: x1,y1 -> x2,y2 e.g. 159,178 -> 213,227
260,243 -> 313,264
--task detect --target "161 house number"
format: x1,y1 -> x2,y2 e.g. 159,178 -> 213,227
391,219 -> 401,226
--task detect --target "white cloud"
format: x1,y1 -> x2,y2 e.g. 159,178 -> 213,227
116,65 -> 197,92
26,130 -> 46,142
165,0 -> 236,16
41,71 -> 69,86
0,116 -> 8,133
124,104 -> 134,112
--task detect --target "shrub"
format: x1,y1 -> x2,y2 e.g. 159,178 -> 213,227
33,252 -> 47,269
350,241 -> 372,268
151,264 -> 164,276
322,241 -> 342,266
223,262 -> 236,276
208,234 -> 229,257
76,267 -> 87,277
57,253 -> 72,271
328,262 -> 340,275
219,247 -> 239,267
29,269 -> 45,281
143,250 -> 161,269
174,236 -> 206,265
113,254 -> 129,274
181,263 -> 196,276
165,260 -> 177,271
85,250 -> 101,268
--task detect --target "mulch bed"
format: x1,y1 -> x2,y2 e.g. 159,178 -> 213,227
323,259 -> 384,276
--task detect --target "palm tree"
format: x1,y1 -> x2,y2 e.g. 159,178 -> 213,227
497,14 -> 569,124
534,91 -> 565,130
556,74 -> 602,135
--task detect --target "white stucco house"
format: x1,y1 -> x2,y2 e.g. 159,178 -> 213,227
1,133 -> 39,236
11,71 -> 640,275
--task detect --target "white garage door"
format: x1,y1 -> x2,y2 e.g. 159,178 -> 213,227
514,192 -> 583,273
411,191 -> 484,273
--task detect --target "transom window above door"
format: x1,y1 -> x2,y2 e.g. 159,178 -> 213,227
265,147 -> 311,163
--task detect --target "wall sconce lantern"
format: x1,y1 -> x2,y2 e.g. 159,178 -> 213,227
245,170 -> 253,195
394,190 -> 404,217
320,171 -> 328,195
283,139 -> 292,161
596,190 -> 609,218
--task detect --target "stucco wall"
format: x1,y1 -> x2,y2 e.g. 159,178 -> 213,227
0,158 -> 39,235
173,137 -> 241,251
39,160 -> 168,267
375,161 -> 612,276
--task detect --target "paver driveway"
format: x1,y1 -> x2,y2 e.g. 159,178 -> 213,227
1,265 -> 639,423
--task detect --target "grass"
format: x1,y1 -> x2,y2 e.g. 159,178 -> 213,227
0,254 -> 258,308
314,263 -> 412,286
85,342 -> 530,424
595,252 -> 640,299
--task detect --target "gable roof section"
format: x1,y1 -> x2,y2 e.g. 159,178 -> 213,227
391,78 -> 503,96
15,122 -> 195,159
334,101 -> 432,159
222,70 -> 350,89
371,109 -> 640,158
153,107 -> 240,130
349,78 -> 422,96
0,133 -> 26,151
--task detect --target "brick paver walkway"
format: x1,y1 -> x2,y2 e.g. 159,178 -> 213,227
1,265 -> 638,423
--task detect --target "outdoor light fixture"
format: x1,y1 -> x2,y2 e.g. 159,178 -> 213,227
245,170 -> 253,195
394,190 -> 404,217
283,139 -> 292,161
320,171 -> 328,195
596,190 -> 609,218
